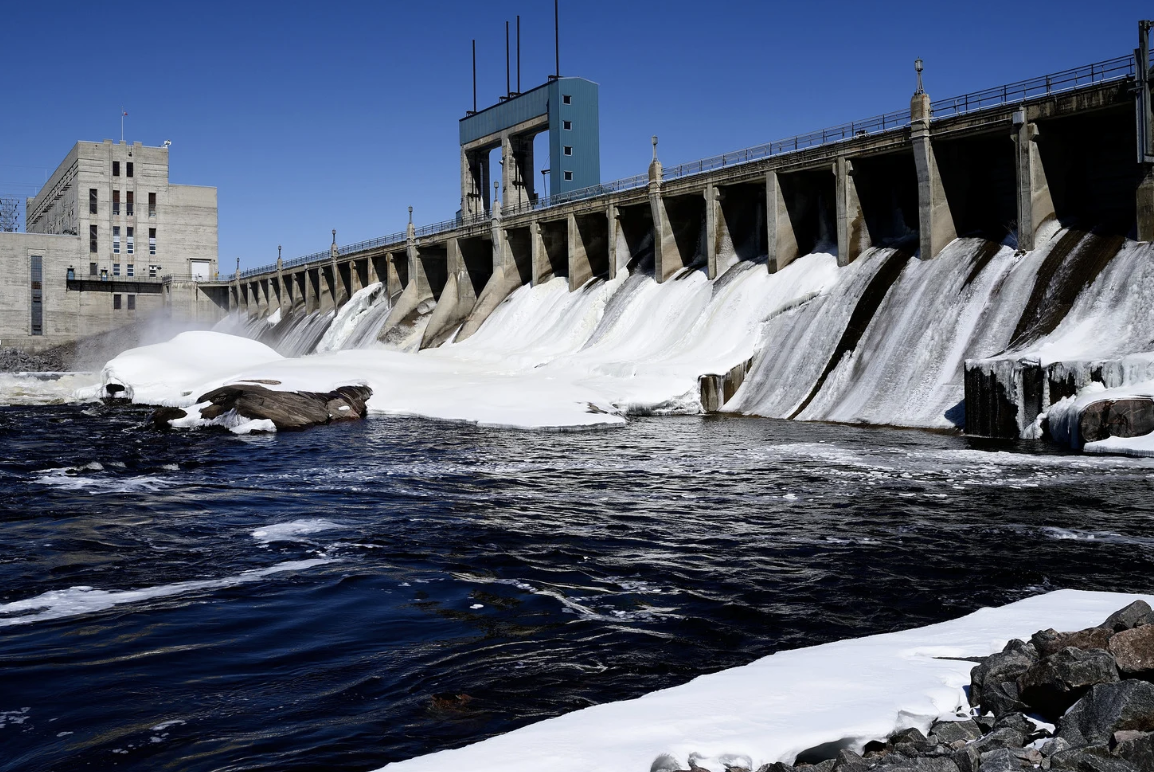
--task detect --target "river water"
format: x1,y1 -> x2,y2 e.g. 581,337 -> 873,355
2,405 -> 1153,771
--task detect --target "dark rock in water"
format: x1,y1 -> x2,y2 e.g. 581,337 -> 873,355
1049,745 -> 1138,772
150,406 -> 187,429
1058,681 -> 1154,748
1033,628 -> 1115,658
1018,647 -> 1120,719
1102,602 -> 1154,633
1108,626 -> 1154,677
971,641 -> 1039,716
1111,731 -> 1154,771
932,720 -> 984,745
168,384 -> 373,432
1079,399 -> 1154,444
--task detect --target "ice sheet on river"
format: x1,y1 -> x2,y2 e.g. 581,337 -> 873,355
379,590 -> 1154,772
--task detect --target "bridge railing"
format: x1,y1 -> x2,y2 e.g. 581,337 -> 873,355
930,53 -> 1137,119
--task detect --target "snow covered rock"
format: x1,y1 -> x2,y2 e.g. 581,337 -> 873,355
152,383 -> 372,433
1079,399 -> 1154,443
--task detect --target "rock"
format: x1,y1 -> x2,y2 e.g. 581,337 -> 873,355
150,406 -> 187,429
1049,745 -> 1138,772
1033,628 -> 1115,659
933,720 -> 985,745
955,745 -> 982,772
885,758 -> 960,772
1079,398 -> 1154,443
994,713 -> 1036,737
1042,738 -> 1072,757
891,728 -> 935,756
652,754 -> 683,772
972,642 -> 1039,716
1103,602 -> 1154,633
180,383 -> 373,432
1108,626 -> 1154,677
978,748 -> 1025,772
755,764 -> 793,772
833,750 -> 868,772
1018,647 -> 1120,719
975,716 -> 997,733
811,760 -> 836,772
971,728 -> 1029,756
1058,681 -> 1154,748
1111,731 -> 1154,771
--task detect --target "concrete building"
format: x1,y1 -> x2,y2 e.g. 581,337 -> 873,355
0,140 -> 220,350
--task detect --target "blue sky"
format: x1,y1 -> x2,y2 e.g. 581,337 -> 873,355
1,1 -> 1150,269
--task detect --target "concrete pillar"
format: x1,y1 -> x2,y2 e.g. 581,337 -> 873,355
276,258 -> 290,310
911,92 -> 956,259
766,170 -> 798,273
1013,122 -> 1056,251
1140,166 -> 1154,243
530,220 -> 548,286
835,157 -> 870,266
567,213 -> 588,291
501,132 -> 535,212
705,183 -> 720,280
606,204 -> 619,280
386,252 -> 403,299
461,147 -> 489,219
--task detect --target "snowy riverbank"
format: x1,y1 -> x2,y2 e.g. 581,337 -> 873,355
378,590 -> 1154,772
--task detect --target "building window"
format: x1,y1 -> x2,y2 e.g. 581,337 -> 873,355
113,226 -> 120,254
149,228 -> 156,255
126,191 -> 134,216
89,189 -> 98,214
113,294 -> 122,310
89,225 -> 98,253
126,227 -> 134,254
148,192 -> 156,217
127,264 -> 134,277
112,190 -> 120,216
126,162 -> 133,178
113,263 -> 121,276
563,146 -> 573,156
562,94 -> 572,105
563,120 -> 572,130
563,171 -> 573,181
113,161 -> 120,177
127,295 -> 136,311
90,262 -> 98,276
30,256 -> 43,336
149,264 -> 158,278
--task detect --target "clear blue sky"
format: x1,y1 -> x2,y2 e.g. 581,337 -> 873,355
1,1 -> 1150,270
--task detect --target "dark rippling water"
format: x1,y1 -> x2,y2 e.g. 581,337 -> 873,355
2,405 -> 1154,772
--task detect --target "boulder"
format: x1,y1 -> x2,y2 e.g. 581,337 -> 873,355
884,758 -> 960,772
1111,731 -> 1154,771
1058,681 -> 1154,748
1049,745 -> 1138,772
1033,628 -> 1115,658
977,748 -> 1025,772
954,745 -> 982,772
1102,602 -> 1154,633
150,406 -> 188,429
755,765 -> 793,772
163,383 -> 373,432
832,749 -> 867,772
993,713 -> 1037,737
1108,626 -> 1154,677
971,728 -> 1029,756
972,642 -> 1039,716
1017,647 -> 1120,719
933,720 -> 985,745
1079,398 -> 1154,443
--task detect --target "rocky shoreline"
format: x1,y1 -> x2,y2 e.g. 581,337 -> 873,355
663,601 -> 1154,772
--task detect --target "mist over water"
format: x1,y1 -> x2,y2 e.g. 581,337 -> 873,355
2,404 -> 1153,771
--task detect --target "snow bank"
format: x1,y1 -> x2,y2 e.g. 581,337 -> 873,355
378,590 -> 1154,772
80,257 -> 837,429
1044,377 -> 1154,457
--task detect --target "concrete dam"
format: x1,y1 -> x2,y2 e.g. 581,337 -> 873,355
200,41 -> 1154,443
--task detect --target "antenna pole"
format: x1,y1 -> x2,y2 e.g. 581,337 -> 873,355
554,0 -> 560,78
505,21 -> 510,97
516,15 -> 521,94
472,39 -> 477,113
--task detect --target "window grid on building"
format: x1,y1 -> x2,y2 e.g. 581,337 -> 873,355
127,264 -> 134,277
30,256 -> 43,336
148,193 -> 156,217
126,162 -> 133,178
113,161 -> 120,177
126,191 -> 134,217
113,226 -> 120,254
89,189 -> 97,214
113,263 -> 121,277
113,190 -> 120,216
126,227 -> 134,255
89,225 -> 98,253
113,294 -> 121,310
149,228 -> 157,256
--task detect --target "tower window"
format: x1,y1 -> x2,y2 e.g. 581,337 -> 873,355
113,294 -> 122,310
563,171 -> 573,181
562,120 -> 572,130
148,192 -> 156,217
126,226 -> 134,254
126,162 -> 133,178
89,225 -> 98,253
149,228 -> 156,255
113,226 -> 120,254
89,189 -> 97,214
113,161 -> 120,177
113,190 -> 120,216
562,94 -> 572,105
126,191 -> 134,216
30,255 -> 43,336
563,146 -> 573,156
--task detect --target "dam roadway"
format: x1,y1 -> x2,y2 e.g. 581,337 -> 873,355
199,51 -> 1154,352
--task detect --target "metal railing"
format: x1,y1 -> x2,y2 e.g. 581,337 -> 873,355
233,50 -> 1145,281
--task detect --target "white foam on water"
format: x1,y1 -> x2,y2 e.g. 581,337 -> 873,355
0,371 -> 99,406
33,466 -> 172,495
0,559 -> 332,627
251,519 -> 344,544
377,590 -> 1154,772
